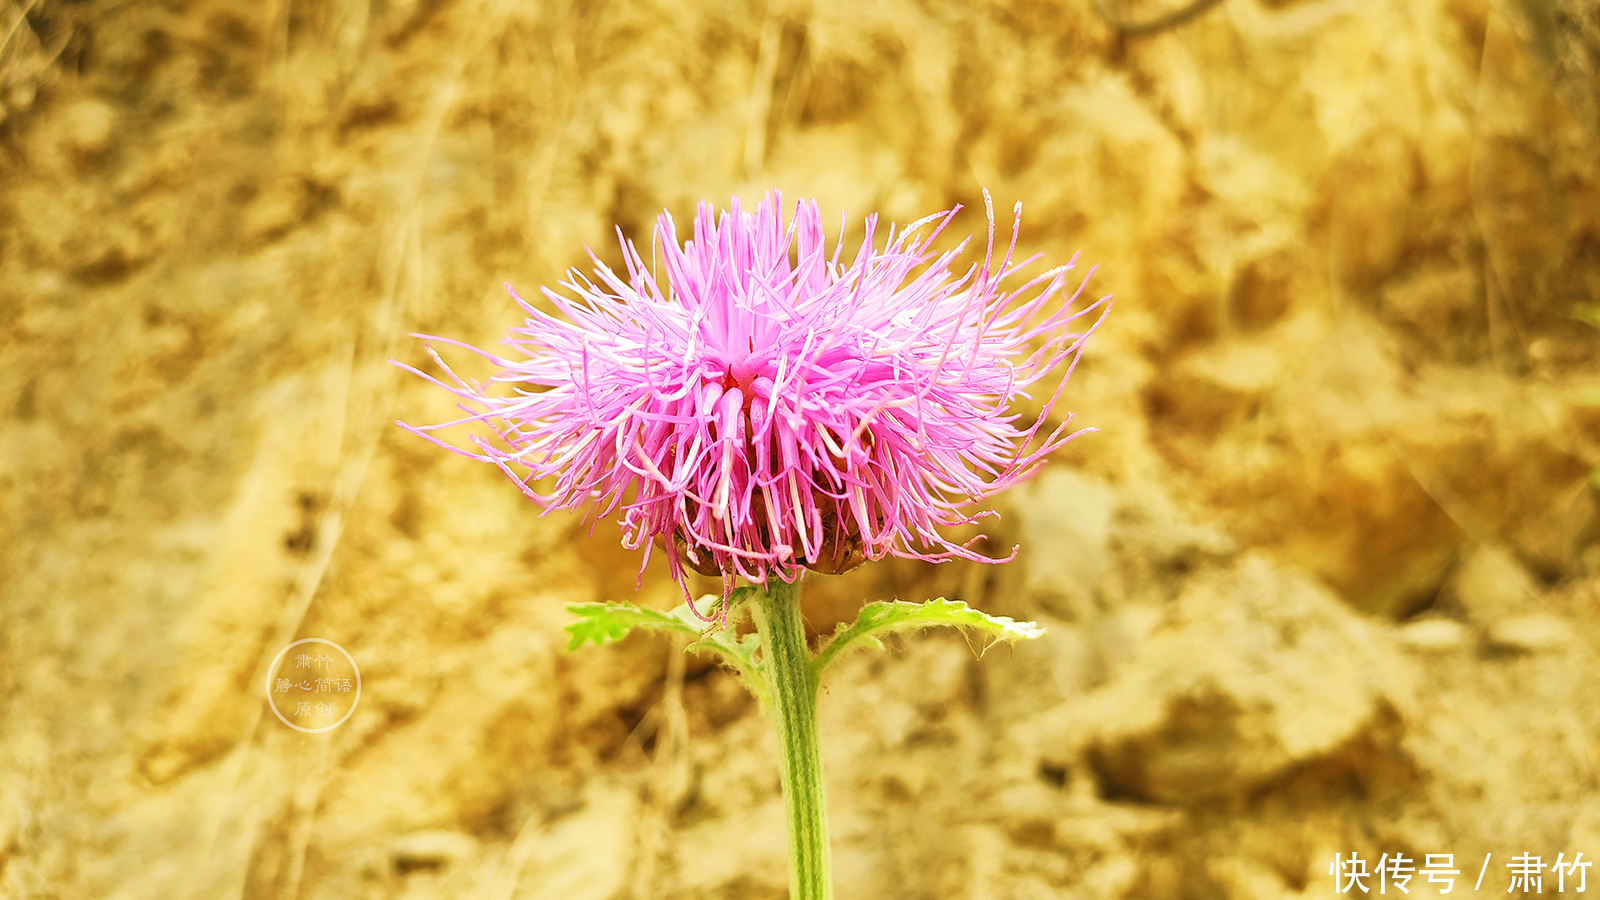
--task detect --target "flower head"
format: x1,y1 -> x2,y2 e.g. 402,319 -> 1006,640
398,192 -> 1109,611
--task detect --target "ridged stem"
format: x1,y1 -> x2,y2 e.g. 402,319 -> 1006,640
750,577 -> 832,900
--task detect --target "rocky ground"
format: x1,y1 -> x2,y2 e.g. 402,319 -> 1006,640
2,0 -> 1598,897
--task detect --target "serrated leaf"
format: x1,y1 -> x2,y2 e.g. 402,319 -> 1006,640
564,594 -> 770,701
563,601 -> 700,651
689,628 -> 768,704
813,598 -> 1045,675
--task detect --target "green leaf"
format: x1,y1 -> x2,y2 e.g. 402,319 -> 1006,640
563,593 -> 769,701
1568,301 -> 1600,330
813,598 -> 1046,676
688,627 -> 768,705
563,601 -> 700,651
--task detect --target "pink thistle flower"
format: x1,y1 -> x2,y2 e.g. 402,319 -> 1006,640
396,191 -> 1109,614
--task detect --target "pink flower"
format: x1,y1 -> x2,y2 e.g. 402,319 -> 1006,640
397,192 -> 1109,610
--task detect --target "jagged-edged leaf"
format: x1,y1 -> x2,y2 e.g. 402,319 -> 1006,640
813,598 -> 1045,675
689,627 -> 767,704
563,601 -> 700,650
564,593 -> 769,700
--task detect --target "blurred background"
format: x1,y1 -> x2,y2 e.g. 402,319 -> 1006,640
2,0 -> 1599,896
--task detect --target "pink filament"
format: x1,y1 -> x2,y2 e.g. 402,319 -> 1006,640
395,191 -> 1111,596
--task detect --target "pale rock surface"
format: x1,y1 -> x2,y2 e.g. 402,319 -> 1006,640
1057,555 -> 1412,805
1451,543 -> 1544,622
1486,613 -> 1574,654
390,830 -> 479,872
1395,617 -> 1473,653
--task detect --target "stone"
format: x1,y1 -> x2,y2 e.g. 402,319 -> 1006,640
389,830 -> 478,872
1065,556 -> 1410,805
1395,617 -> 1473,653
60,99 -> 116,167
1016,468 -> 1117,617
1452,544 -> 1542,623
1486,614 -> 1573,653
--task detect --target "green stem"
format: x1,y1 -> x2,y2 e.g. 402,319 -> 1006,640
750,577 -> 832,900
